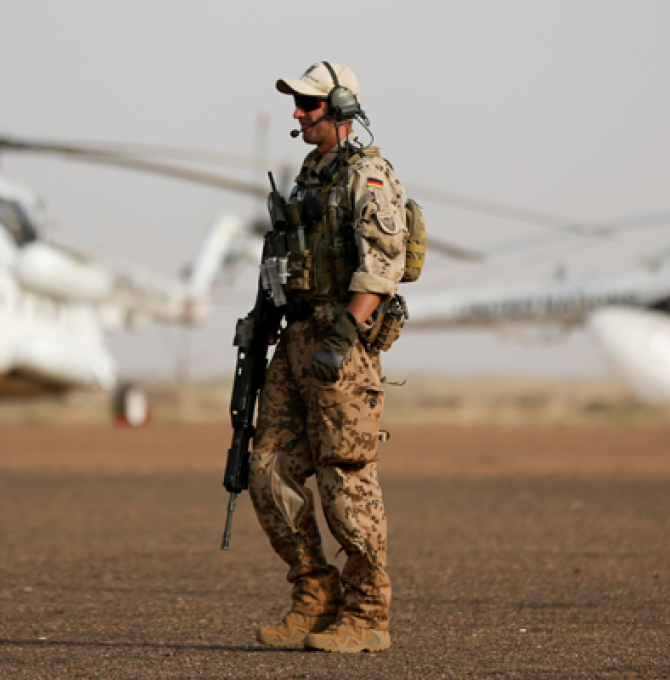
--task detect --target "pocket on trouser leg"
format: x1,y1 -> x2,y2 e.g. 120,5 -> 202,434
317,387 -> 385,465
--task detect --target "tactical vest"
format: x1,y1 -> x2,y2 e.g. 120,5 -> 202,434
261,146 -> 426,309
282,147 -> 382,304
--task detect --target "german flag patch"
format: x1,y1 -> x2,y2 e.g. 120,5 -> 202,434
367,177 -> 384,188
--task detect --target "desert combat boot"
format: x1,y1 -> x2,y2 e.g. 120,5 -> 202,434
255,611 -> 336,648
303,620 -> 391,653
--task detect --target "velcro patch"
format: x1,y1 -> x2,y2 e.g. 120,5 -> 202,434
367,177 -> 384,188
375,210 -> 401,235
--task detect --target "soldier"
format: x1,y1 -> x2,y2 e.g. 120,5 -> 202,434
249,61 -> 407,653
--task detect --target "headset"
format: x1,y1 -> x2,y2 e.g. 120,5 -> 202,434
290,61 -> 372,142
321,61 -> 365,123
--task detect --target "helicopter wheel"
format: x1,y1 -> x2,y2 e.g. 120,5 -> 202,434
113,383 -> 151,427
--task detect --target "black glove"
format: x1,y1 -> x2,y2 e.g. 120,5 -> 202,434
310,310 -> 360,382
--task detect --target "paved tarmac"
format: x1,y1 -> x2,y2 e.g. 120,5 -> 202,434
1,424 -> 669,678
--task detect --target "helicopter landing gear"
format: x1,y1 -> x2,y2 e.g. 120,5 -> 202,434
113,382 -> 151,427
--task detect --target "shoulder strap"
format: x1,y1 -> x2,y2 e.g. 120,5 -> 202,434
347,145 -> 382,166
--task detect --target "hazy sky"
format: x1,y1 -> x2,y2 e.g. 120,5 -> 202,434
3,1 -> 669,381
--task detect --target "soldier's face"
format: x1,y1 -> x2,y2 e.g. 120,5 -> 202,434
293,96 -> 335,152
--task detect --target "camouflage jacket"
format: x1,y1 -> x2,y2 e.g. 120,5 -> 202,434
293,138 -> 407,300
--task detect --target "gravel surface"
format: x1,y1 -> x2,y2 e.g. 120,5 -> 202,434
1,425 -> 669,678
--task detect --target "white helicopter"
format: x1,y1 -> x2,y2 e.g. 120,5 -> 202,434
404,207 -> 670,406
0,135 -> 265,425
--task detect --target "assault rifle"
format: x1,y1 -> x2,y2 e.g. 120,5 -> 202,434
221,279 -> 282,550
221,172 -> 286,550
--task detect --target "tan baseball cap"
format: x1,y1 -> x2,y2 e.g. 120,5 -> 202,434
276,62 -> 361,100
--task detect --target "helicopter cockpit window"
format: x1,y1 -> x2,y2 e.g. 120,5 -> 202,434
0,199 -> 38,246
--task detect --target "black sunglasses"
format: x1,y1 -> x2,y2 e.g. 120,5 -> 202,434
294,95 -> 325,112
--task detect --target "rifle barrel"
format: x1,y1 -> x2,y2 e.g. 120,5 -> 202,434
221,491 -> 238,551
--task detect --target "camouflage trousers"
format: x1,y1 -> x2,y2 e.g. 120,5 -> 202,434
249,315 -> 391,631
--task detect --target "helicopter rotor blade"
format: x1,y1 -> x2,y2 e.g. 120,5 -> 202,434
60,140 -> 294,175
0,136 -> 268,199
73,143 -> 263,169
4,135 -> 664,265
428,238 -> 484,262
406,184 -> 607,239
476,209 -> 670,260
0,135 -> 484,262
0,135 -> 602,238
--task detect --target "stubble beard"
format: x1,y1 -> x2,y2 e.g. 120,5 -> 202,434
302,119 -> 334,149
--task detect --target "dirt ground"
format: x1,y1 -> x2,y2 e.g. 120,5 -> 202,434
1,423 -> 669,678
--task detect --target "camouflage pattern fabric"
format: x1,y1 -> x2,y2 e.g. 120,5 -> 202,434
348,152 -> 407,298
249,315 -> 391,631
295,138 -> 408,300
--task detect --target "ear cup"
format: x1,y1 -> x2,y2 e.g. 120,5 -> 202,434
328,86 -> 360,121
322,61 -> 360,122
